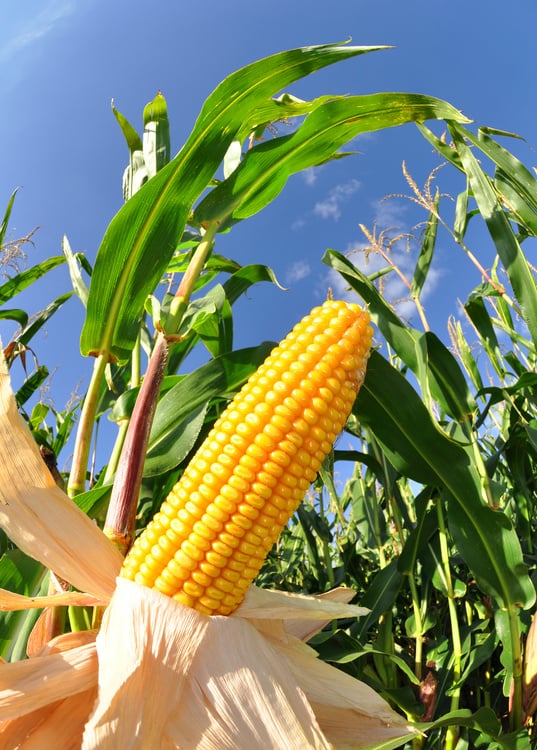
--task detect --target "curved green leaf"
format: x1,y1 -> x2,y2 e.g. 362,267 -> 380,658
449,122 -> 537,348
0,189 -> 18,248
15,366 -> 49,407
353,560 -> 403,641
111,101 -> 143,152
0,256 -> 66,306
15,292 -> 73,347
0,550 -> 48,660
145,401 -> 208,477
195,93 -> 469,224
355,351 -> 535,609
0,309 -> 28,326
410,190 -> 439,298
80,42 -> 385,363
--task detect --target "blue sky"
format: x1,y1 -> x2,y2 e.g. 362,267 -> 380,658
0,0 -> 535,465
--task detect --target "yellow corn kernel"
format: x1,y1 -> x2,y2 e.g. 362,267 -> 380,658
120,299 -> 372,615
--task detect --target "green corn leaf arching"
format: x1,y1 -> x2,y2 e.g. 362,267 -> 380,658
80,42 -> 387,364
194,93 -> 469,226
0,256 -> 66,307
410,189 -> 439,299
354,351 -> 535,611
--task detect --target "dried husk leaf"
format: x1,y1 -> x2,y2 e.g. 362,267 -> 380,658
240,590 -> 415,748
82,580 -> 414,749
0,350 -> 122,601
0,688 -> 97,750
0,588 -> 104,611
277,638 -> 415,748
0,641 -> 97,722
236,585 -> 367,642
82,578 -> 331,749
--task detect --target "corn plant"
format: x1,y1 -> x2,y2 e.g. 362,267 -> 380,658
0,41 -> 536,748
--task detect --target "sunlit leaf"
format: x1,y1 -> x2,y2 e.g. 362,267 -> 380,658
449,122 -> 537,348
0,257 -> 66,307
195,93 -> 469,225
355,351 -> 535,610
81,43 -> 386,363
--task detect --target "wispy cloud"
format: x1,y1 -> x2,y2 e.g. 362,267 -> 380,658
372,198 -> 409,228
320,197 -> 444,322
1,1 -> 77,64
291,218 -> 306,231
285,260 -> 312,285
313,179 -> 361,221
301,168 -> 318,187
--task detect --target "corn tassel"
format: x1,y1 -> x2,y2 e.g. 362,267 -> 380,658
120,300 -> 372,615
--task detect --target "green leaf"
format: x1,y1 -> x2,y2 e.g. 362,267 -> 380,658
0,256 -> 66,306
362,734 -> 423,750
449,122 -> 537,348
410,190 -> 439,298
222,263 -> 284,303
421,331 -> 477,424
415,707 -> 532,748
14,292 -> 73,348
62,235 -> 89,306
0,550 -> 48,660
0,308 -> 28,326
14,365 -> 49,407
416,123 -> 464,171
353,559 -> 403,641
111,100 -> 143,152
73,485 -> 112,518
464,295 -> 505,376
355,351 -> 535,609
397,491 -> 437,575
474,127 -> 537,220
145,401 -> 208,477
195,93 -> 469,225
0,189 -> 18,248
80,42 -> 387,363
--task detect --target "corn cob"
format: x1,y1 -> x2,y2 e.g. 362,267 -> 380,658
120,300 -> 372,615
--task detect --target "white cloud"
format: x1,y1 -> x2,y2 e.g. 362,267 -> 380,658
302,168 -> 318,187
372,198 -> 409,228
285,260 -> 311,285
1,1 -> 77,63
291,217 -> 306,231
313,179 -> 361,221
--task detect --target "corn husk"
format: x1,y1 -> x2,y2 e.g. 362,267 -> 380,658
0,348 -> 416,749
0,351 -> 123,601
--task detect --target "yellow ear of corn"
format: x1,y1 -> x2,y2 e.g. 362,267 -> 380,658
120,300 -> 373,615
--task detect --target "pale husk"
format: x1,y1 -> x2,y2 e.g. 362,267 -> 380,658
0,588 -> 104,611
82,578 -> 331,749
0,350 -> 123,601
81,579 -> 415,750
0,688 -> 98,750
237,588 -> 415,749
0,351 -> 416,749
0,640 -> 97,721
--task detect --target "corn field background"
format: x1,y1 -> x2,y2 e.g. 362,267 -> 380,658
2,43 -> 537,748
